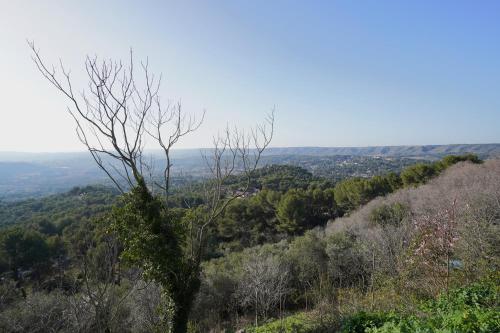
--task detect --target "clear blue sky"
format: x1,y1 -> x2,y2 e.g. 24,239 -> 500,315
1,0 -> 499,151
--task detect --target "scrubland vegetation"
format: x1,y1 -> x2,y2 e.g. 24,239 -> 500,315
0,154 -> 498,332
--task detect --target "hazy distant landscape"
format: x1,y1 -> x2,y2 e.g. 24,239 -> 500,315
1,144 -> 499,201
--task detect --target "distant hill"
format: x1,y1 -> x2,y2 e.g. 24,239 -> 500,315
263,143 -> 500,158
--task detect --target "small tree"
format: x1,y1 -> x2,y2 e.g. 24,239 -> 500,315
238,253 -> 289,326
410,200 -> 459,295
29,42 -> 274,333
276,189 -> 308,234
1,228 -> 51,280
287,231 -> 328,310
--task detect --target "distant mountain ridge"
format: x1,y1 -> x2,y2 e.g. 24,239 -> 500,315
263,143 -> 500,158
1,144 -> 499,162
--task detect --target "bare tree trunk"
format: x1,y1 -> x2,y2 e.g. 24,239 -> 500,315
255,288 -> 259,327
305,286 -> 308,311
279,294 -> 283,329
371,251 -> 375,311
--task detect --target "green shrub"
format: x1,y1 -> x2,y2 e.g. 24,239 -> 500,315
246,313 -> 333,333
341,312 -> 397,333
342,283 -> 499,333
428,282 -> 497,311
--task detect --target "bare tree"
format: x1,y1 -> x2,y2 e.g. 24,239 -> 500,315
29,42 -> 274,333
409,199 -> 459,296
128,280 -> 165,333
238,254 -> 289,327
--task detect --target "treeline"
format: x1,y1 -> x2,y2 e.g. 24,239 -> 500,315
333,153 -> 481,213
209,153 -> 481,254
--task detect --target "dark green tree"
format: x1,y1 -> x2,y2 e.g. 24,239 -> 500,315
0,228 -> 50,278
333,178 -> 381,214
438,153 -> 481,170
276,189 -> 308,234
217,189 -> 280,248
400,163 -> 438,186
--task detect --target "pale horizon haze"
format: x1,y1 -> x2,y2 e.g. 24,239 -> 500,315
1,1 -> 500,152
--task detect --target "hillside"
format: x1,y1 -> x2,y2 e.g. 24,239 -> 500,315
0,156 -> 497,332
193,159 -> 499,331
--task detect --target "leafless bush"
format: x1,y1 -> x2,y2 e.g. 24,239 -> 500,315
0,291 -> 70,333
237,254 -> 290,326
127,280 -> 164,333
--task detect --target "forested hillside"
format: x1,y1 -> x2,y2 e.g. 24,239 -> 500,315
0,186 -> 118,228
0,154 -> 497,332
